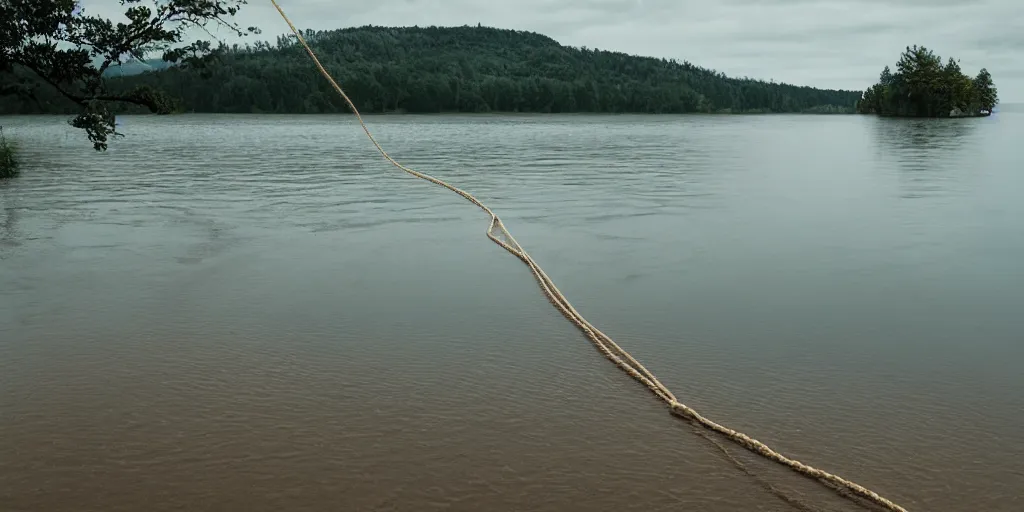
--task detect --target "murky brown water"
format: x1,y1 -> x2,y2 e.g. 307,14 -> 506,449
2,113 -> 1022,511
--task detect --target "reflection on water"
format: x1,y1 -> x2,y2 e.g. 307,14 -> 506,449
0,202 -> 19,251
1,113 -> 1023,512
870,117 -> 983,198
873,116 -> 978,151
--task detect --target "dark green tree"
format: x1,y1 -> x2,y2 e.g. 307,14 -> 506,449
879,66 -> 893,87
972,68 -> 997,112
0,0 -> 257,150
857,45 -> 996,117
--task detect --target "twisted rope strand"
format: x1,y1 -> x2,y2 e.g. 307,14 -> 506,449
267,3 -> 908,511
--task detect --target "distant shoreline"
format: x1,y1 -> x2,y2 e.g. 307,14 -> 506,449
1,110 -> 862,118
3,26 -> 863,118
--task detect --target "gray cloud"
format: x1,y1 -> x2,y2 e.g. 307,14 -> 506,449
82,0 -> 1023,101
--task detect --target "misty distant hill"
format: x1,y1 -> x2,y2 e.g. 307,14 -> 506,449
100,59 -> 176,78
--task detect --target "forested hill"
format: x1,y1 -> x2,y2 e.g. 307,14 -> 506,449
1,25 -> 862,115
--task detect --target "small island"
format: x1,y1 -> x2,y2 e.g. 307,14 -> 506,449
857,45 -> 997,118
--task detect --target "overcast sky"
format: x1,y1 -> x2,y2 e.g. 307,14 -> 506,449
83,0 -> 1022,102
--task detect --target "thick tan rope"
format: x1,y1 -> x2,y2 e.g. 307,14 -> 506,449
268,3 -> 908,511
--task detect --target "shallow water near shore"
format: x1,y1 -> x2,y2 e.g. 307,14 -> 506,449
2,112 -> 1023,511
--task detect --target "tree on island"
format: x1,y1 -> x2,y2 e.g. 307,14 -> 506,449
857,45 -> 998,117
0,0 -> 257,150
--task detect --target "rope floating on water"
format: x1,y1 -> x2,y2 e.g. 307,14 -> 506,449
267,2 -> 908,511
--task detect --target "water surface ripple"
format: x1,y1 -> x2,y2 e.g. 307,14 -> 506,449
2,113 -> 1022,511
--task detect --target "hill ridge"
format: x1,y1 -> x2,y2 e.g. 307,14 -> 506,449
2,24 -> 862,115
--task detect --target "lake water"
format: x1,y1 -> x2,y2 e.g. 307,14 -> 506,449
1,113 -> 1022,512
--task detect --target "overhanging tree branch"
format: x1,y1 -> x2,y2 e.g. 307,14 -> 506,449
2,0 -> 256,150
